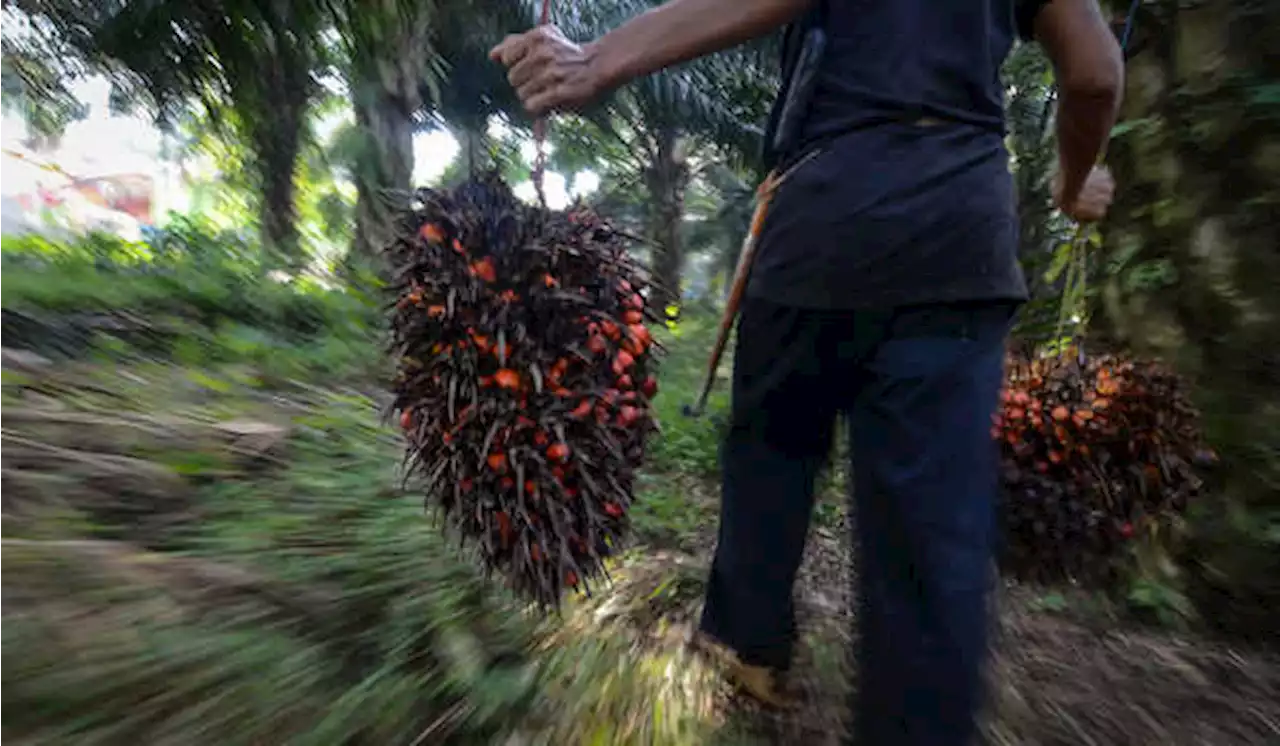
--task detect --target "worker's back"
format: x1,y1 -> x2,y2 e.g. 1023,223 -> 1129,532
748,0 -> 1036,310
800,0 -> 1024,146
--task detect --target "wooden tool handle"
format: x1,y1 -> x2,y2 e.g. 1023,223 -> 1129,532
690,191 -> 774,412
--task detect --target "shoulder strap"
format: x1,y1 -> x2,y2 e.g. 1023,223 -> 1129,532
760,0 -> 828,171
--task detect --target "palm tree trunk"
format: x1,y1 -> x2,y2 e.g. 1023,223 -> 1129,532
245,83 -> 305,268
451,121 -> 489,179
1099,0 -> 1279,639
258,158 -> 300,265
645,127 -> 689,309
343,7 -> 432,272
240,0 -> 320,271
351,90 -> 414,265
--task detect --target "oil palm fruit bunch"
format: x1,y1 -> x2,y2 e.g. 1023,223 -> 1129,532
994,352 -> 1216,585
385,172 -> 662,608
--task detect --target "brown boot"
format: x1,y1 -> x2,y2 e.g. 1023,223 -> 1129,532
687,629 -> 799,710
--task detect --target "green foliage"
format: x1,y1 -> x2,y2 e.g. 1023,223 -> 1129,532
631,474 -> 718,548
17,0 -> 326,258
1,224 -> 382,381
643,315 -> 728,478
426,0 -> 529,134
684,164 -> 756,300
197,395 -> 539,678
1,6 -> 89,143
1002,42 -> 1083,347
1093,0 -> 1280,640
1,355 -> 724,745
549,0 -> 773,167
2,380 -> 535,744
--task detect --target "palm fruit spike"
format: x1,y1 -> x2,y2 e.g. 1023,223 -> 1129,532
993,352 -> 1214,586
385,171 -> 663,609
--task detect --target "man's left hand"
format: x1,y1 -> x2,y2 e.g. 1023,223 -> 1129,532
1052,165 -> 1116,223
489,26 -> 607,116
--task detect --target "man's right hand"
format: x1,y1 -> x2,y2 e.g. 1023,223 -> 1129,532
489,26 -> 609,116
1052,165 -> 1116,222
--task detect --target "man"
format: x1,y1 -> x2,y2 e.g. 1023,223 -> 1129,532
492,1 -> 1122,744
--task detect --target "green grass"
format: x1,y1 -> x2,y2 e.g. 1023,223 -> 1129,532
644,314 -> 731,478
1,356 -> 732,745
0,236 -> 836,744
626,315 -> 729,547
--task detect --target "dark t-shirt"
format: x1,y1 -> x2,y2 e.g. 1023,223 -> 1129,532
747,0 -> 1046,309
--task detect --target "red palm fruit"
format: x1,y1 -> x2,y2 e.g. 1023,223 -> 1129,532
628,323 -> 651,346
494,369 -> 521,390
420,223 -> 445,243
612,350 -> 635,375
470,258 -> 496,282
547,442 -> 570,463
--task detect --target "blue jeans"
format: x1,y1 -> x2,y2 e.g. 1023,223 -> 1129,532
699,298 -> 1014,746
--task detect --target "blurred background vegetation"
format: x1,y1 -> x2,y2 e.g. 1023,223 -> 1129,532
1,0 -> 1276,743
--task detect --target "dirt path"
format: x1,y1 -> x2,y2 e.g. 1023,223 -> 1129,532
604,510 -> 1280,746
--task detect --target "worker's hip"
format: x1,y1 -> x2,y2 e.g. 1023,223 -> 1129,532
727,297 -> 1014,438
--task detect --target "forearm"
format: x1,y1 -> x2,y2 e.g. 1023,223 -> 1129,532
1035,0 -> 1123,203
587,0 -> 810,90
1055,84 -> 1121,203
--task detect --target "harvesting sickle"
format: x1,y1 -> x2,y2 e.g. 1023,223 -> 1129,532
681,11 -> 827,419
680,149 -> 817,419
